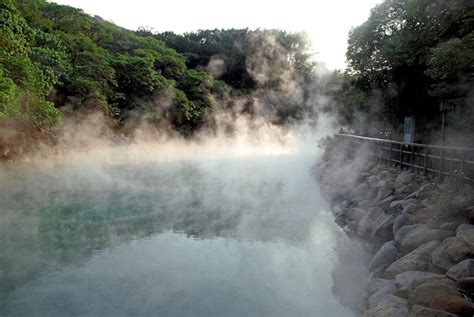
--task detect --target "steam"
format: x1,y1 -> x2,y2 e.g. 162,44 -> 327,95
0,31 -> 344,167
0,32 -> 373,316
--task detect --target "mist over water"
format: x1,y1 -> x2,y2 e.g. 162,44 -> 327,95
0,142 -> 366,316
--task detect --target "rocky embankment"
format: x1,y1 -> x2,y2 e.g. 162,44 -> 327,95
314,139 -> 474,317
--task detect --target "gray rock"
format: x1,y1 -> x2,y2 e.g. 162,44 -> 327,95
457,227 -> 474,249
457,277 -> 474,293
431,237 -> 457,272
369,240 -> 399,271
409,305 -> 457,317
378,195 -> 397,210
408,278 -> 460,308
357,207 -> 395,241
390,199 -> 417,211
405,183 -> 436,201
367,278 -> 396,295
368,283 -> 397,308
348,207 -> 367,223
393,214 -> 416,236
418,182 -> 436,194
446,228 -> 474,262
395,271 -> 443,298
395,172 -> 416,188
446,238 -> 472,263
426,217 -> 451,229
369,295 -> 409,317
373,214 -> 396,242
368,264 -> 390,283
355,182 -> 370,198
456,223 -> 474,234
411,207 -> 436,223
395,224 -> 453,253
445,259 -> 474,281
384,241 -> 441,278
374,187 -> 393,204
430,294 -> 474,316
395,224 -> 418,243
440,220 -> 463,232
342,224 -> 356,235
358,199 -> 372,209
402,203 -> 420,214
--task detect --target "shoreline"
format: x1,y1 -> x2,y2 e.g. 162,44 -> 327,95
314,137 -> 474,316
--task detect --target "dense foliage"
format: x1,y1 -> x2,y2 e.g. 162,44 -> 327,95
155,29 -> 314,91
343,0 -> 474,142
0,0 -> 315,157
1,0 -> 472,158
0,0 -> 216,137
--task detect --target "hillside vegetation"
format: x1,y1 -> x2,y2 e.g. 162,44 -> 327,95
0,0 -> 473,159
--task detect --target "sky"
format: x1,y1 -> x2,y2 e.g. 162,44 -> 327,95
52,0 -> 382,70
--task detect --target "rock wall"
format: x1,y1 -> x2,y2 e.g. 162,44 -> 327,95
314,138 -> 474,317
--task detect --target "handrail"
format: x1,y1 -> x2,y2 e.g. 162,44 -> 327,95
336,133 -> 474,151
334,133 -> 474,182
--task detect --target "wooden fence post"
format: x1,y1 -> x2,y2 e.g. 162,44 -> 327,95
439,149 -> 444,181
389,142 -> 393,165
399,144 -> 404,169
423,147 -> 428,175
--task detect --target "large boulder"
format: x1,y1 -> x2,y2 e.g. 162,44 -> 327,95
394,271 -> 444,298
369,241 -> 399,271
395,171 -> 416,188
446,238 -> 472,263
395,224 -> 453,253
402,203 -> 420,214
357,207 -> 395,242
411,208 -> 436,223
374,183 -> 394,203
405,182 -> 436,200
378,195 -> 397,210
393,214 -> 416,235
347,207 -> 366,223
368,283 -> 397,308
445,259 -> 474,281
368,264 -> 390,283
409,305 -> 457,317
384,241 -> 441,278
367,278 -> 396,295
365,295 -> 409,317
390,199 -> 417,211
354,182 -> 371,199
408,278 -> 460,308
457,227 -> 474,248
399,183 -> 421,196
457,277 -> 474,294
431,237 -> 457,272
395,225 -> 418,243
440,220 -> 464,232
446,228 -> 474,262
456,223 -> 474,234
335,207 -> 366,229
430,294 -> 474,316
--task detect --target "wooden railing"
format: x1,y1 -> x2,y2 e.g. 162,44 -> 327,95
335,134 -> 474,182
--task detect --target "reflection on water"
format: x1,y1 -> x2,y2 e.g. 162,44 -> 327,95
0,155 -> 363,316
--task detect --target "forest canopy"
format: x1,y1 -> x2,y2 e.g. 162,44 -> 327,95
343,0 -> 474,143
0,0 -> 473,159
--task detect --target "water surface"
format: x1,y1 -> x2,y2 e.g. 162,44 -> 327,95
0,155 -> 362,316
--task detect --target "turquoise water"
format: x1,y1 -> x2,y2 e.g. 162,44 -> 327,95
0,155 -> 360,316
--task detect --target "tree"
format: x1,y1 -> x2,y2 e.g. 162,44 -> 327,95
345,0 -> 473,140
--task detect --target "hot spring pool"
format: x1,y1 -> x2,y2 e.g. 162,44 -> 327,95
0,155 -> 366,316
